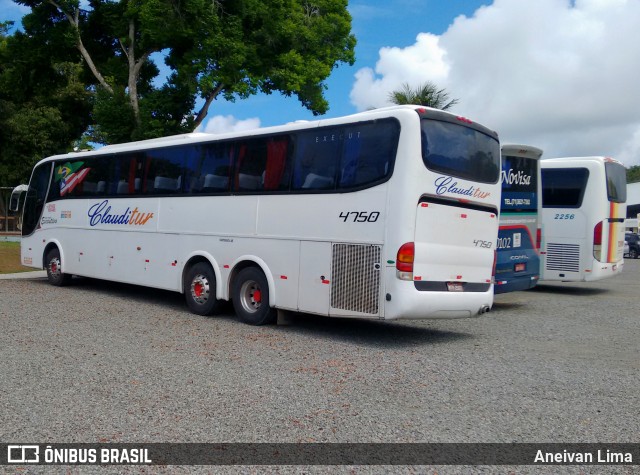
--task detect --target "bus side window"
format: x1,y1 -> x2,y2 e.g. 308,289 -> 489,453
145,147 -> 185,195
263,136 -> 292,191
339,121 -> 398,188
91,157 -> 111,196
292,130 -> 340,191
188,143 -> 232,193
49,159 -> 97,199
235,140 -> 267,191
106,153 -> 143,196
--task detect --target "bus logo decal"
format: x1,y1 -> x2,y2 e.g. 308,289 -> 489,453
434,176 -> 491,200
501,169 -> 532,186
88,200 -> 154,227
55,161 -> 92,196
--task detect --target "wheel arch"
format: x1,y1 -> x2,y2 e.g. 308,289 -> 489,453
228,256 -> 276,307
181,252 -> 224,298
42,240 -> 64,270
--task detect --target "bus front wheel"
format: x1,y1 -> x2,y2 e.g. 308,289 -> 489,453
232,267 -> 276,325
184,262 -> 220,316
45,248 -> 72,286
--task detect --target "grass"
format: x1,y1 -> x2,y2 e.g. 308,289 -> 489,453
0,241 -> 34,274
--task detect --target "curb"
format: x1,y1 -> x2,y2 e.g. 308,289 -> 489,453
0,270 -> 48,280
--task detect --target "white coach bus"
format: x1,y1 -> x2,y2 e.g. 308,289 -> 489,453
540,156 -> 627,282
13,105 -> 501,324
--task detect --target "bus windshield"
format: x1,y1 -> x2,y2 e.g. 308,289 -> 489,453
421,119 -> 500,184
605,161 -> 626,203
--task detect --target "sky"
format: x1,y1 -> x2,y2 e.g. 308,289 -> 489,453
3,0 -> 640,167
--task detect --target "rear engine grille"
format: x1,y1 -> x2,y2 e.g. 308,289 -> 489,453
331,244 -> 381,315
546,243 -> 580,272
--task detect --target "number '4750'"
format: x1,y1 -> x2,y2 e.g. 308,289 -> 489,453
339,211 -> 380,223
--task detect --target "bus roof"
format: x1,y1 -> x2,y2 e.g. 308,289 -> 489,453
542,156 -> 625,167
501,144 -> 543,159
99,132 -> 214,151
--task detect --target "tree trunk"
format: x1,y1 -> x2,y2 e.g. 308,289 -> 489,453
126,20 -> 140,127
47,0 -> 113,94
193,84 -> 225,130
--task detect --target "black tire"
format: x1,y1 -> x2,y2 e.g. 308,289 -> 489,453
45,248 -> 72,286
630,249 -> 638,259
232,267 -> 276,325
184,262 -> 220,316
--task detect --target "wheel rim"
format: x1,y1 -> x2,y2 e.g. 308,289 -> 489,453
49,257 -> 61,279
190,274 -> 211,305
239,280 -> 262,314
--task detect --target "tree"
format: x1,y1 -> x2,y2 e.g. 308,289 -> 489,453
14,0 -> 357,144
0,21 -> 91,186
627,165 -> 640,184
388,82 -> 459,111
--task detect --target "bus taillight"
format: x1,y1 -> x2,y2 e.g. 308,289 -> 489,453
536,228 -> 542,250
593,221 -> 603,246
396,242 -> 415,281
492,250 -> 497,280
593,221 -> 603,261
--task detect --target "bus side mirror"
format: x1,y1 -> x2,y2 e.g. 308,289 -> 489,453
9,185 -> 27,212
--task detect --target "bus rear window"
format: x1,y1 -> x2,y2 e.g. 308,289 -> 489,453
542,167 -> 589,208
421,119 -> 500,184
605,161 -> 626,203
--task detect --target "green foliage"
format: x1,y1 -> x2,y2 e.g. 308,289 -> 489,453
389,82 -> 459,111
627,165 -> 640,184
1,0 -> 355,184
0,19 -> 91,186
91,87 -> 137,144
7,0 -> 356,146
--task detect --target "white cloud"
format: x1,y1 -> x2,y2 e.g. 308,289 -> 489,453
197,115 -> 261,134
350,33 -> 449,110
350,0 -> 640,166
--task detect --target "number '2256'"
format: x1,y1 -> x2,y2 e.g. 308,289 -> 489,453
339,211 -> 380,223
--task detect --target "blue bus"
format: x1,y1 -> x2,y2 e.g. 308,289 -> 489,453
494,144 -> 543,294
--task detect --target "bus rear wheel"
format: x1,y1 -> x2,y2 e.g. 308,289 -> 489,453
184,262 -> 220,316
232,267 -> 276,325
45,248 -> 72,286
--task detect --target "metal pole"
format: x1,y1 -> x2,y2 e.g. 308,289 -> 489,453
1,187 -> 14,233
3,188 -> 8,232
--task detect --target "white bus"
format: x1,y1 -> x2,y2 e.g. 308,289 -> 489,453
13,105 -> 501,324
540,156 -> 627,282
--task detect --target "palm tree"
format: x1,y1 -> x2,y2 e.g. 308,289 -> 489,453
388,82 -> 459,111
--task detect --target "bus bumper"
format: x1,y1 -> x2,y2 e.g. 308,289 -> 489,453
383,278 -> 494,320
584,261 -> 624,281
493,275 -> 539,294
